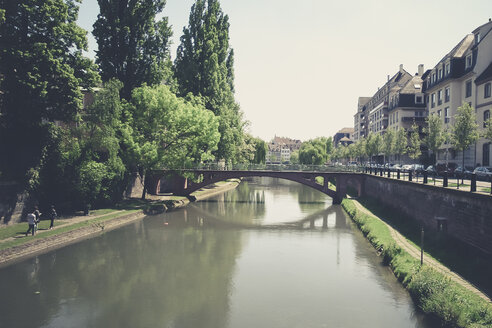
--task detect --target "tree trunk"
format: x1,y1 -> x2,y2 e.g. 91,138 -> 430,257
140,169 -> 147,200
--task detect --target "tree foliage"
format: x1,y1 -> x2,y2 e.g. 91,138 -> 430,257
382,129 -> 395,164
298,137 -> 329,165
407,122 -> 422,160
394,128 -> 407,163
0,0 -> 99,183
175,0 -> 244,162
424,114 -> 446,165
452,102 -> 479,169
93,0 -> 173,100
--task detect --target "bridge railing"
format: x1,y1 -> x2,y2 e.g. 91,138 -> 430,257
184,163 -> 362,173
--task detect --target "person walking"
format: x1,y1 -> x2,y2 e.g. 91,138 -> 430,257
25,211 -> 36,236
33,206 -> 41,233
49,205 -> 57,230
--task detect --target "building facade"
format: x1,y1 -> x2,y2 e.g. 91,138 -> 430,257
425,19 -> 492,167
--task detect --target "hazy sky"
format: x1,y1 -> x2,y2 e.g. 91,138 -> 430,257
77,0 -> 492,142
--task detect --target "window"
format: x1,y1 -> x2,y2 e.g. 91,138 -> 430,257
396,112 -> 398,122
485,110 -> 491,128
415,95 -> 423,104
432,73 -> 436,83
438,68 -> 443,79
445,87 -> 450,102
444,107 -> 450,123
438,90 -> 443,105
445,62 -> 450,76
437,109 -> 442,118
466,55 -> 472,68
485,83 -> 491,98
431,93 -> 436,108
466,80 -> 472,98
475,33 -> 481,45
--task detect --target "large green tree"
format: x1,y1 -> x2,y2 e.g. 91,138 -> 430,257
299,138 -> 329,165
175,0 -> 243,162
128,84 -> 220,197
93,0 -> 173,100
0,0 -> 99,183
452,102 -> 479,172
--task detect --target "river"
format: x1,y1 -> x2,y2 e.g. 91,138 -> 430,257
0,177 -> 437,328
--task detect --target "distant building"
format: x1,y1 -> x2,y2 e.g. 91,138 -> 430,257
333,128 -> 354,147
354,65 -> 414,141
267,136 -> 302,163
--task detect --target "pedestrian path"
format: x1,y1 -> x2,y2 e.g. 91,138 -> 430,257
351,199 -> 491,302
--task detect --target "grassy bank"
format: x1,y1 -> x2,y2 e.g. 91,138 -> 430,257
342,198 -> 492,328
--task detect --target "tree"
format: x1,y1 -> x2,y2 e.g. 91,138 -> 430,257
0,0 -> 99,183
175,0 -> 244,162
128,84 -> 220,198
366,133 -> 383,163
355,139 -> 367,164
424,114 -> 446,165
483,117 -> 492,142
407,122 -> 422,160
252,138 -> 267,164
325,137 -> 334,159
93,0 -> 173,100
394,128 -> 407,164
452,102 -> 479,173
382,129 -> 395,165
299,138 -> 328,165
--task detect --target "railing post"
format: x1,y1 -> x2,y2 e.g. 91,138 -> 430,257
470,173 -> 477,192
409,170 -> 412,182
387,168 -> 390,178
397,169 -> 400,180
423,170 -> 428,184
379,168 -> 383,177
443,171 -> 448,187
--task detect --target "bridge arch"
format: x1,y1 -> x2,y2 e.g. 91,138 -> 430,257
150,170 -> 364,204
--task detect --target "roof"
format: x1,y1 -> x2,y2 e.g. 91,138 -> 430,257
338,127 -> 354,134
475,62 -> 492,85
358,97 -> 371,106
399,75 -> 424,94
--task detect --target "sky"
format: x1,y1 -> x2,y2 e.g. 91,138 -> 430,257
77,0 -> 492,142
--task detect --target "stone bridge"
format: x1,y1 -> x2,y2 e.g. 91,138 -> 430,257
148,169 -> 364,204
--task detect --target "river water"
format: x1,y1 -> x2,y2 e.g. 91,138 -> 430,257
0,178 -> 437,328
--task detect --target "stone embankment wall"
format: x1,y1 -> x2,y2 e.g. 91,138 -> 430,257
0,183 -> 27,226
361,175 -> 492,254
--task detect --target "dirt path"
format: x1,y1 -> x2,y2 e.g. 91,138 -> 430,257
351,199 -> 491,302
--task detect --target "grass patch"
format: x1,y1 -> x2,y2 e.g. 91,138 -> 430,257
342,198 -> 492,328
0,210 -> 139,251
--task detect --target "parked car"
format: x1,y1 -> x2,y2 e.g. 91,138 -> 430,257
411,164 -> 425,174
436,163 -> 458,176
454,166 -> 474,179
473,166 -> 492,180
401,164 -> 413,171
425,165 -> 437,175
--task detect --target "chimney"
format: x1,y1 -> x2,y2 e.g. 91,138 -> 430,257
399,64 -> 404,73
418,64 -> 424,76
387,75 -> 390,82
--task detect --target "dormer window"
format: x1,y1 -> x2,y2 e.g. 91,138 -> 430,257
466,54 -> 472,68
475,33 -> 481,45
432,73 -> 436,83
445,62 -> 450,76
415,95 -> 423,104
438,68 -> 443,79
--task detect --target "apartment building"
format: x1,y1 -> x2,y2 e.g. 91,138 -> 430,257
354,65 -> 413,140
387,65 -> 427,133
425,19 -> 492,166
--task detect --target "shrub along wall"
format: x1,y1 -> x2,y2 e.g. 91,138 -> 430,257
342,199 -> 492,328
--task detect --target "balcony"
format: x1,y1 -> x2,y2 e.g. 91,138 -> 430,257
402,117 -> 426,122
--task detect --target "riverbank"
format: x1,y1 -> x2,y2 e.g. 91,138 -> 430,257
0,179 -> 240,268
342,198 -> 492,328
